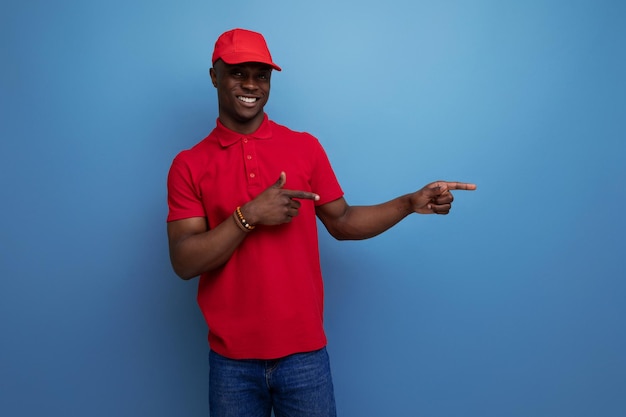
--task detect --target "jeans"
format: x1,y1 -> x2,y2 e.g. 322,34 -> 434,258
209,348 -> 337,417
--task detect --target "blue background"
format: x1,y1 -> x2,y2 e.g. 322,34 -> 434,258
1,1 -> 625,416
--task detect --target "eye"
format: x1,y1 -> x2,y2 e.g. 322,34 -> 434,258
230,69 -> 245,78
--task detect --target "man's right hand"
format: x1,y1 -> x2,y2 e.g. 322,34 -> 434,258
241,171 -> 320,226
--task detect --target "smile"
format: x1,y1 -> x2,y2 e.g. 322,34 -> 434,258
237,96 -> 258,103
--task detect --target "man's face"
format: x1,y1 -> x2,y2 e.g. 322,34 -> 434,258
210,60 -> 272,134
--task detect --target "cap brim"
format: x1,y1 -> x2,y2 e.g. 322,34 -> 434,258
218,52 -> 282,71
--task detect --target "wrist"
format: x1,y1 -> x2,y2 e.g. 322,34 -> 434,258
239,203 -> 259,226
234,206 -> 255,232
403,193 -> 416,215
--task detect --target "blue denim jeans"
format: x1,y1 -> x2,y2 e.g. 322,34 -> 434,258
209,348 -> 337,417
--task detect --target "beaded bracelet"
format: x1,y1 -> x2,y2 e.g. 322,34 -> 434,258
234,206 -> 255,231
232,211 -> 250,233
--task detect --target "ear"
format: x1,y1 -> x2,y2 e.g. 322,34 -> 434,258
209,67 -> 218,88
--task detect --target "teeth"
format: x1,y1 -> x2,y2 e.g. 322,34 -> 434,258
238,96 -> 257,103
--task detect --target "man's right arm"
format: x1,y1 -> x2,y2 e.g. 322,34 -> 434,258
167,215 -> 248,280
167,171 -> 319,280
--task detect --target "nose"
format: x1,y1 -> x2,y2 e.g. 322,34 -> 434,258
241,75 -> 258,91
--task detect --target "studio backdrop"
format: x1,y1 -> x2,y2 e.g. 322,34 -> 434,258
1,1 -> 624,416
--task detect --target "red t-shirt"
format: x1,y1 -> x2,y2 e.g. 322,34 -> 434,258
167,115 -> 344,359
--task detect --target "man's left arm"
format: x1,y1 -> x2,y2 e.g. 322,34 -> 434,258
315,181 -> 476,241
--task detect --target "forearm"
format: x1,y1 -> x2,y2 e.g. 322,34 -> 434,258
169,216 -> 247,279
322,194 -> 414,240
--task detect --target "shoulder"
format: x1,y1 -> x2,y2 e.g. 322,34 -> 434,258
171,133 -> 216,167
268,119 -> 321,146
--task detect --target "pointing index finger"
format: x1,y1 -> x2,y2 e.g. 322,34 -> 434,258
444,182 -> 477,191
283,190 -> 320,201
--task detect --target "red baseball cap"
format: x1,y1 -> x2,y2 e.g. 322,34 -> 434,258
212,28 -> 282,71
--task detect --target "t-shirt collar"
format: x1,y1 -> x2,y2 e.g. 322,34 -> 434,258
216,113 -> 273,147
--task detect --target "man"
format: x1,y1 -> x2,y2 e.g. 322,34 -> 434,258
167,28 -> 476,417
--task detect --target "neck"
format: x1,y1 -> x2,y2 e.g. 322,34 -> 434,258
218,113 -> 265,135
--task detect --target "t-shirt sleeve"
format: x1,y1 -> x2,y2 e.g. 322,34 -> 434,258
310,137 -> 344,206
166,154 -> 206,222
